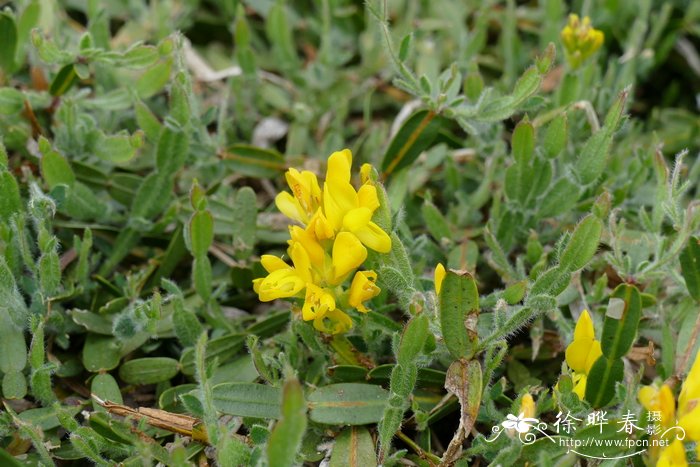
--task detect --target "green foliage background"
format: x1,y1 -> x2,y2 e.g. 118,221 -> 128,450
0,0 -> 699,465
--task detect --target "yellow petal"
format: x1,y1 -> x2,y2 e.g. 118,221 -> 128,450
332,232 -> 367,282
326,149 -> 352,185
275,191 -> 307,224
679,349 -> 700,415
357,184 -> 380,212
435,263 -> 446,295
584,339 -> 602,373
289,241 -> 313,283
360,163 -> 374,184
638,385 -> 659,412
354,221 -> 392,253
313,308 -> 353,334
289,226 -> 325,268
342,207 -> 372,232
679,402 -> 700,441
257,269 -> 305,301
659,384 -> 677,429
285,168 -> 321,216
572,373 -> 587,400
574,310 -> 595,341
302,283 -> 335,321
520,394 -> 535,420
348,270 -> 380,313
323,182 -> 358,230
657,440 -> 688,467
565,338 -> 594,373
308,210 -> 335,240
260,255 -> 290,273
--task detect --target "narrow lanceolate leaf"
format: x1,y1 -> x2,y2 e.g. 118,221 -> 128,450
558,214 -> 603,272
397,313 -> 429,367
585,356 -> 624,408
330,427 -> 378,467
575,89 -> 628,185
308,383 -> 389,425
601,284 -> 642,359
0,310 -> 27,373
188,211 -> 214,258
49,63 -> 79,96
220,144 -> 286,178
512,118 -> 535,165
680,236 -> 700,301
543,113 -> 567,158
0,169 -> 22,221
439,269 -> 479,360
213,383 -> 282,419
267,378 -> 307,467
445,360 -> 482,434
0,12 -> 18,72
381,110 -> 443,176
119,357 -> 180,385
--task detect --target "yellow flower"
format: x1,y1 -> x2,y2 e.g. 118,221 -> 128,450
520,393 -> 536,419
254,149 -> 392,334
348,271 -> 381,312
564,310 -> 602,399
302,283 -> 336,321
638,350 -> 700,465
435,263 -> 446,295
561,14 -> 604,69
658,440 -> 687,467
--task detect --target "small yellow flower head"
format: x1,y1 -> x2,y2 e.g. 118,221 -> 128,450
434,263 -> 446,295
637,350 -> 700,465
520,394 -> 536,420
561,14 -> 604,69
254,149 -> 392,334
564,310 -> 602,399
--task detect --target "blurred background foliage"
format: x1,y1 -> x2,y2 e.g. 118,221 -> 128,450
0,0 -> 699,465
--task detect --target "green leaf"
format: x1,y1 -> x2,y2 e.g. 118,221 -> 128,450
49,64 -> 79,96
95,132 -> 141,164
0,311 -> 26,374
136,57 -> 173,98
212,382 -> 282,419
134,100 -> 162,143
439,269 -> 479,360
537,178 -> 580,218
188,211 -> 214,258
584,355 -> 624,408
82,334 -> 121,372
557,214 -> 603,272
180,333 -> 245,375
330,427 -> 378,467
220,144 -> 286,178
575,89 -> 628,185
91,373 -> 123,412
0,168 -> 22,221
397,313 -> 429,367
421,200 -> 451,243
512,118 -> 534,164
119,44 -> 159,68
193,256 -> 212,301
232,187 -> 258,258
543,113 -> 567,158
308,383 -> 389,425
680,237 -> 700,301
267,378 -> 307,467
381,110 -> 442,176
119,357 -> 180,385
2,371 -> 27,399
40,142 -> 75,188
529,266 -> 571,297
601,284 -> 642,359
0,87 -> 24,114
0,12 -> 18,72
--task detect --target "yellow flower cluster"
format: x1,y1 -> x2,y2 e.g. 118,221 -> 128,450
638,350 -> 700,466
564,310 -> 602,399
561,14 -> 604,69
253,149 -> 392,334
